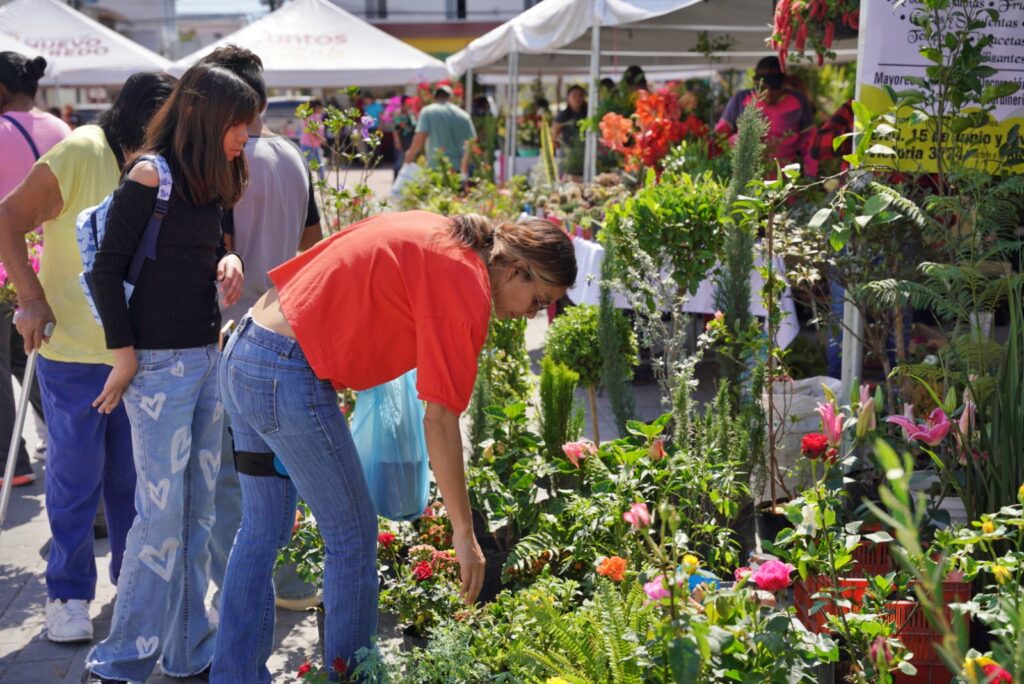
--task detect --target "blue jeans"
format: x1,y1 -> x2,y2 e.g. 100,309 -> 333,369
36,357 -> 135,600
300,144 -> 325,180
87,346 -> 222,682
212,316 -> 377,682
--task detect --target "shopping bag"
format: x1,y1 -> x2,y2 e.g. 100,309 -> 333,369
389,161 -> 423,198
350,369 -> 429,522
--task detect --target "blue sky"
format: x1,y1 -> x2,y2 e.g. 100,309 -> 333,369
175,0 -> 268,15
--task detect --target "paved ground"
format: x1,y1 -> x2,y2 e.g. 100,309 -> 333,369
0,170 -> 693,682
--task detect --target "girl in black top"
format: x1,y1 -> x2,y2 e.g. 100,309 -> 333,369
83,64 -> 257,684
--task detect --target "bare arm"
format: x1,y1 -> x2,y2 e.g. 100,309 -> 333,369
423,401 -> 485,604
404,132 -> 427,164
0,164 -> 64,352
460,143 -> 471,178
298,221 -> 322,252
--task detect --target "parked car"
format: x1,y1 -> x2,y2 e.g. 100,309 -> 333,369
262,96 -> 307,141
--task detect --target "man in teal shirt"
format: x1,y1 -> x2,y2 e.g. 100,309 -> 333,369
404,85 -> 476,175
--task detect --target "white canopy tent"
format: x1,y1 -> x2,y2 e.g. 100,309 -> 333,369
446,0 -> 856,180
0,0 -> 171,86
0,33 -> 45,61
172,0 -> 448,88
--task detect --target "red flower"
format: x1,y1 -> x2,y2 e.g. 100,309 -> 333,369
333,657 -> 348,675
378,532 -> 396,548
412,560 -> 433,582
801,433 -> 829,460
297,662 -> 312,678
982,664 -> 1013,684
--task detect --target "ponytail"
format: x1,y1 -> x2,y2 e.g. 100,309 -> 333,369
448,213 -> 576,288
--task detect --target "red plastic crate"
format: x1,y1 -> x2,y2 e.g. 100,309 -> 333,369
793,576 -> 868,633
851,537 -> 893,576
883,579 -> 971,684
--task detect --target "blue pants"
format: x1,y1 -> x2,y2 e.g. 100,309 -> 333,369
212,316 -> 377,682
87,347 -> 222,682
36,357 -> 135,601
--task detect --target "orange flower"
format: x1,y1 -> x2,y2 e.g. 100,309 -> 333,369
599,112 -> 634,152
597,555 -> 627,582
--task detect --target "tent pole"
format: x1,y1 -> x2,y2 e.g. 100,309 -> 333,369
464,66 -> 474,114
584,18 -> 600,182
839,294 -> 864,423
505,49 -> 518,182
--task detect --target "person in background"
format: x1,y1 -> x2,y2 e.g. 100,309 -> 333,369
552,84 -> 587,150
299,98 -> 326,180
196,48 -> 323,675
714,56 -> 814,168
405,85 -> 475,177
218,211 -> 576,676
362,95 -> 383,130
82,63 -> 253,683
0,51 -> 68,488
622,65 -> 648,93
279,118 -> 297,140
0,71 -> 175,645
391,95 -> 416,178
599,77 -> 616,99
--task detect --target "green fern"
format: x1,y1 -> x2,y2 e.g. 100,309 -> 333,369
503,531 -> 563,582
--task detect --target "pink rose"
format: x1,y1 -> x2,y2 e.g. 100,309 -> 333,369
643,575 -> 671,602
561,439 -> 597,468
750,559 -> 794,592
734,566 -> 752,582
622,502 -> 652,530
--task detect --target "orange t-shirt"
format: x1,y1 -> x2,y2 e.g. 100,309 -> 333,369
269,210 -> 492,415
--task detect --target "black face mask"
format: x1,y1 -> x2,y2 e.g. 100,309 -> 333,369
756,73 -> 785,90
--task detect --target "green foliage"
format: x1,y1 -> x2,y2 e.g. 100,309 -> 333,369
602,169 -> 725,298
469,316 -> 535,458
599,274 -> 636,438
546,304 -> 636,390
538,358 -> 584,461
714,101 -> 767,346
296,92 -> 383,231
509,580 -> 661,684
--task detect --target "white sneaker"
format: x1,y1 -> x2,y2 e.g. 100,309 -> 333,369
45,599 -> 93,643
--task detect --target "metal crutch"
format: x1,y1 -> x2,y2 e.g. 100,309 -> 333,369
0,319 -> 54,535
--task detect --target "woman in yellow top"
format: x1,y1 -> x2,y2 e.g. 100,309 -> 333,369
0,71 -> 175,644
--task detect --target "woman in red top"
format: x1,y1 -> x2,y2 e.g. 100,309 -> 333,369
213,210 -> 575,680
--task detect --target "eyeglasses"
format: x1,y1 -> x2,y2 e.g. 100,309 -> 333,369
527,293 -> 551,316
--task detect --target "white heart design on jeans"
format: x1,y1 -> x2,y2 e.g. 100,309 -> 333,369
213,402 -> 224,423
135,635 -> 159,658
147,479 -> 170,511
170,426 -> 190,474
169,360 -> 185,377
139,393 -> 166,421
197,515 -> 215,533
199,449 -> 219,491
138,538 -> 179,582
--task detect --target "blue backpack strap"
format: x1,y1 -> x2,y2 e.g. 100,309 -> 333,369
126,154 -> 172,285
2,114 -> 41,160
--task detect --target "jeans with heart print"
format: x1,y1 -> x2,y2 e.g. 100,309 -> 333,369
86,346 -> 222,683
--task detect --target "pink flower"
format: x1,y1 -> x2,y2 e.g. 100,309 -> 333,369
622,502 -> 652,530
561,439 -> 597,468
857,384 -> 877,434
734,566 -> 752,582
885,407 -> 951,447
643,575 -> 671,601
750,559 -> 795,592
959,401 -> 975,437
648,438 -> 666,461
815,401 -> 844,447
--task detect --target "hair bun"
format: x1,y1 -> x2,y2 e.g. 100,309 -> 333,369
26,56 -> 46,80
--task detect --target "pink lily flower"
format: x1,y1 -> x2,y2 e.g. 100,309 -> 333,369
623,502 -> 652,530
885,407 -> 951,447
815,401 -> 844,447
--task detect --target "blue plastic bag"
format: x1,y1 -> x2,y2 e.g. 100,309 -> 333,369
350,370 -> 429,522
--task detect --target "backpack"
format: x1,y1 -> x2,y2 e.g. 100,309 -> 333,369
76,154 -> 172,325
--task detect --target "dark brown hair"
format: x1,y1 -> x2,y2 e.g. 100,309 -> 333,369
449,214 -> 577,288
143,63 -> 259,207
199,44 -> 267,109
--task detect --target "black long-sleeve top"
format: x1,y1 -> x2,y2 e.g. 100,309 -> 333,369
91,174 -> 225,350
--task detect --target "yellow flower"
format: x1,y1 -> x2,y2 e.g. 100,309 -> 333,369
991,564 -> 1012,585
682,554 -> 700,574
964,656 -> 1001,684
981,519 -> 996,535
546,678 -> 571,684
1018,483 -> 1024,506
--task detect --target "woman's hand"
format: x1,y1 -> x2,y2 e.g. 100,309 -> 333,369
93,347 -> 137,414
14,298 -> 56,354
218,253 -> 244,308
452,525 -> 486,604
